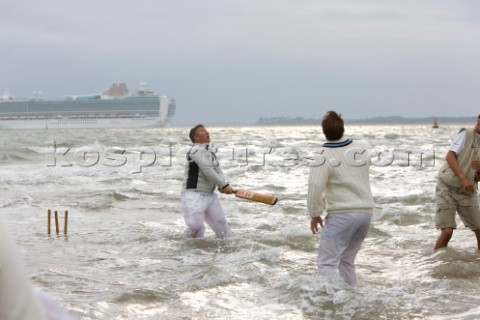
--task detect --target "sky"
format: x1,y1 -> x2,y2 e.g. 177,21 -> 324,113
1,0 -> 479,125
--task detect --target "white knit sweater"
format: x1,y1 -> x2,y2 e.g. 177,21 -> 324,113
307,138 -> 374,218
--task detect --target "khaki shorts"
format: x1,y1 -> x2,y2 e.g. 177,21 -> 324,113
435,179 -> 480,230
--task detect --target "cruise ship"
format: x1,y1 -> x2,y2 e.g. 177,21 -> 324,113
0,82 -> 175,129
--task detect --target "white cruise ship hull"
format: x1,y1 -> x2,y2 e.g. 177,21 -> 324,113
0,83 -> 175,130
0,117 -> 169,129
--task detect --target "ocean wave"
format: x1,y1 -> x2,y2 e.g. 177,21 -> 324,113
431,259 -> 480,280
112,288 -> 172,304
112,192 -> 132,201
4,125 -> 480,320
0,153 -> 31,162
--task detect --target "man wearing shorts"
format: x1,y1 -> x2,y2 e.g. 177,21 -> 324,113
435,115 -> 480,250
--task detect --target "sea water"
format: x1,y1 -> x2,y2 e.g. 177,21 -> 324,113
2,124 -> 480,320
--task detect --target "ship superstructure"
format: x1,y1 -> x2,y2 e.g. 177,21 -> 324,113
0,82 -> 175,129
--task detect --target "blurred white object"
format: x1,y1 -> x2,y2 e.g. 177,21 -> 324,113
0,217 -> 77,320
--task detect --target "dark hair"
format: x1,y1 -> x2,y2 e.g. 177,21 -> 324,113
321,111 -> 344,141
189,124 -> 205,142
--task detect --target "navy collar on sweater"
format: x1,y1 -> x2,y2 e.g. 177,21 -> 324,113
323,139 -> 353,148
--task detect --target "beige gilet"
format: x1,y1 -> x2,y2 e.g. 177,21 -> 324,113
438,128 -> 480,188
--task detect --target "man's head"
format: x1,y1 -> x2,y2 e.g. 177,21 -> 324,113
189,124 -> 210,144
475,115 -> 480,134
322,111 -> 344,141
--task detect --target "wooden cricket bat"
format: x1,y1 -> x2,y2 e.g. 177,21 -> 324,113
234,189 -> 278,205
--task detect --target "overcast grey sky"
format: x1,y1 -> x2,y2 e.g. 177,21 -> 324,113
1,0 -> 479,125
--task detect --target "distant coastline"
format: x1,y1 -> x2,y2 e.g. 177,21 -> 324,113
256,116 -> 475,126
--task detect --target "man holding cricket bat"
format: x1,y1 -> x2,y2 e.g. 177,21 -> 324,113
307,111 -> 374,286
181,124 -> 234,239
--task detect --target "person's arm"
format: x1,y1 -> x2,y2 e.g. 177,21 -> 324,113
212,156 -> 234,194
471,157 -> 480,182
472,160 -> 480,182
446,151 -> 474,193
307,162 -> 328,234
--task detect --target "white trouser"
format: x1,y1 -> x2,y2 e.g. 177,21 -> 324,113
181,192 -> 232,239
317,212 -> 372,286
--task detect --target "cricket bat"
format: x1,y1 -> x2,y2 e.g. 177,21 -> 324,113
234,189 -> 278,205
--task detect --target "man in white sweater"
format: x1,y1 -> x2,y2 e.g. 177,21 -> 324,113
307,111 -> 374,286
